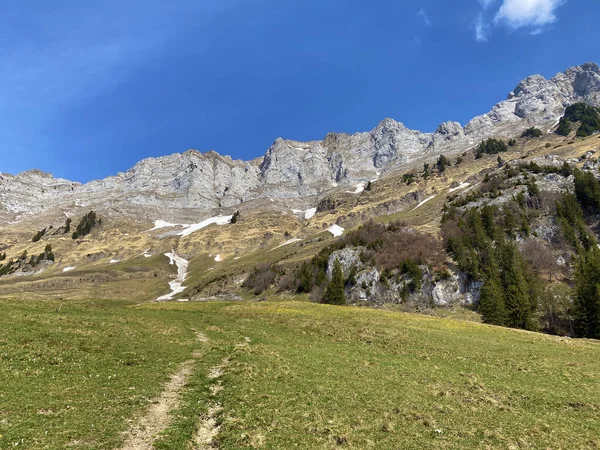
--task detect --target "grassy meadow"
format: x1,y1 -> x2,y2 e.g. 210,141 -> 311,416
1,298 -> 599,449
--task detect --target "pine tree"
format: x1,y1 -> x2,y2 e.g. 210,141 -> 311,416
500,243 -> 535,330
322,259 -> 346,305
436,154 -> 450,173
478,257 -> 506,326
72,211 -> 98,239
557,118 -> 571,136
423,163 -> 431,180
574,248 -> 600,338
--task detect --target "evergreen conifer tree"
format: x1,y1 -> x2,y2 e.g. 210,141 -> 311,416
478,257 -> 506,326
322,259 -> 346,305
574,248 -> 600,338
500,243 -> 535,329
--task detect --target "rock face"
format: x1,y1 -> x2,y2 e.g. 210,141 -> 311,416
1,63 -> 600,225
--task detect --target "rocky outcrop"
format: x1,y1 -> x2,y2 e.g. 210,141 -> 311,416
1,63 -> 599,225
325,246 -> 479,307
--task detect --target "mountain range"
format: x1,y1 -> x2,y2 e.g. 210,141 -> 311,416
2,62 -> 600,225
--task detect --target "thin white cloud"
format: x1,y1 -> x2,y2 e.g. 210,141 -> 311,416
479,0 -> 497,9
474,14 -> 489,42
417,8 -> 432,27
495,0 -> 564,28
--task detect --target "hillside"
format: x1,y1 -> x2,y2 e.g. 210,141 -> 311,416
1,299 -> 598,449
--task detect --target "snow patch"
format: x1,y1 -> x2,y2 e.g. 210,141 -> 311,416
292,208 -> 316,220
156,251 -> 189,301
548,118 -> 560,133
448,182 -> 470,193
414,195 -> 435,209
148,220 -> 179,231
214,254 -> 223,262
178,215 -> 233,237
331,181 -> 338,187
354,183 -> 365,194
304,208 -> 317,220
63,266 -> 76,272
271,238 -> 303,251
327,224 -> 345,237
141,249 -> 153,258
109,259 -> 121,264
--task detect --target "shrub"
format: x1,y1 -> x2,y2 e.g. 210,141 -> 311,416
402,173 -> 416,185
423,163 -> 431,179
557,119 -> 571,136
317,198 -> 336,212
521,127 -> 543,139
242,263 -> 279,295
475,138 -> 508,159
231,211 -> 240,224
436,154 -> 451,173
32,228 -> 46,242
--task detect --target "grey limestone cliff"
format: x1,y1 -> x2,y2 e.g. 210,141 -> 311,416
1,63 -> 599,225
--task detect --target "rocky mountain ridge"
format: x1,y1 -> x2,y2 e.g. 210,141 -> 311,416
1,62 -> 599,225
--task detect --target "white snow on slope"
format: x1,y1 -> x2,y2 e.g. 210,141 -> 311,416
109,259 -> 121,264
414,195 -> 435,209
141,249 -> 153,258
354,183 -> 365,194
327,224 -> 345,237
448,182 -> 470,193
156,251 -> 189,301
271,238 -> 303,251
345,182 -> 367,194
304,208 -> 317,219
178,215 -> 233,237
63,266 -> 76,272
214,254 -> 223,262
148,215 -> 233,236
148,220 -> 179,231
292,208 -> 317,220
548,118 -> 561,133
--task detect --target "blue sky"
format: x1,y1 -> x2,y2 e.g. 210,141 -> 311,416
1,0 -> 598,182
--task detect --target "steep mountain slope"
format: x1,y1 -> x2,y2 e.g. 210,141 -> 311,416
1,63 -> 599,226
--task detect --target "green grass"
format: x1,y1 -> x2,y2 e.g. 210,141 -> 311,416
0,298 -> 200,449
1,299 -> 599,449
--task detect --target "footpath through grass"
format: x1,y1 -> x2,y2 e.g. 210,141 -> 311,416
1,299 -> 599,449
